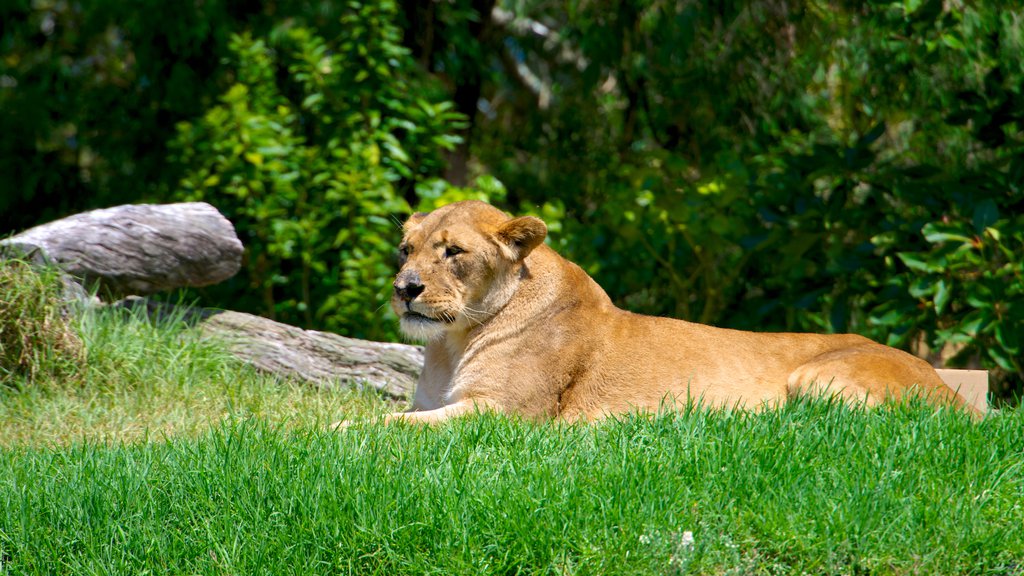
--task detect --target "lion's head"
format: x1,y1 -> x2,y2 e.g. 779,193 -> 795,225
391,201 -> 547,341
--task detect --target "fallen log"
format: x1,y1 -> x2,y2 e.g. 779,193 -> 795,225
114,297 -> 420,400
1,202 -> 242,299
200,310 -> 421,400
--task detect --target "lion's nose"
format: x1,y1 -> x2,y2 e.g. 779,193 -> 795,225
394,271 -> 425,302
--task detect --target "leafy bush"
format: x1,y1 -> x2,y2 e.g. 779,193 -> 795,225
472,1 -> 1024,395
5,0 -> 1022,394
884,209 -> 1024,389
173,3 -> 464,340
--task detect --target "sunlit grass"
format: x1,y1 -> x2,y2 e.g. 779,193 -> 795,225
0,260 -> 392,446
0,258 -> 84,385
1,406 -> 1022,575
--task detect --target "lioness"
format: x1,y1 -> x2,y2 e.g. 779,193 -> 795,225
375,200 -> 971,424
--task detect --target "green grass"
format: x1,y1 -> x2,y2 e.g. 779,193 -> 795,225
0,258 -> 84,385
0,262 -> 390,446
1,260 -> 1023,574
1,406 -> 1022,575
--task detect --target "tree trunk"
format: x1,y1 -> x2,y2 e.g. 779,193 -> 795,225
5,202 -> 421,401
1,202 -> 243,299
112,298 -> 421,400
199,309 -> 421,400
442,0 -> 496,187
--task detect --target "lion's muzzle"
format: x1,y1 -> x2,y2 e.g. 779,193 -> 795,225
394,270 -> 425,303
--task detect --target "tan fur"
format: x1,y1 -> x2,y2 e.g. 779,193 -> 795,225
369,201 -> 975,425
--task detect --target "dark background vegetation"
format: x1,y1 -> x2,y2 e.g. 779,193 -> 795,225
2,1 -> 1021,398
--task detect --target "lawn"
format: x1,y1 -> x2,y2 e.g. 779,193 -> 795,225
1,261 -> 1022,575
2,402 -> 1022,574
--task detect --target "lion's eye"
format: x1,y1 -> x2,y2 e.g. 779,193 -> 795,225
398,244 -> 411,263
444,245 -> 464,258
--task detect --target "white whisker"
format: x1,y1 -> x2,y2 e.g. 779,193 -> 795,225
461,305 -> 490,327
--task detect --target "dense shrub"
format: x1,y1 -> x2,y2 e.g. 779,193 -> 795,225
468,2 -> 1024,395
2,1 -> 1021,393
172,4 -> 464,340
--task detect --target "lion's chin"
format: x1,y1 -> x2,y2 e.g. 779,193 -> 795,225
399,312 -> 446,341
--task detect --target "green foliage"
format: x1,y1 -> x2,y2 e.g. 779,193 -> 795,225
4,0 -> 1023,391
471,1 -> 1024,392
888,212 -> 1024,376
0,0 -> 243,230
172,6 -> 465,339
2,405 -> 1022,573
0,259 -> 84,385
414,174 -> 509,211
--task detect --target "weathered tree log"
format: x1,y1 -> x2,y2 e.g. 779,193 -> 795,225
4,202 -> 418,400
114,298 -> 421,400
1,202 -> 242,299
199,310 -> 421,400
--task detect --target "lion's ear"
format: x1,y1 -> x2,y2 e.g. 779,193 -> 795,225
403,211 -> 429,231
496,216 -> 547,261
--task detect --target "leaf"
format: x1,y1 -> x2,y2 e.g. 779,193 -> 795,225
897,252 -> 942,273
256,145 -> 289,157
995,322 -> 1021,355
856,122 -> 886,149
987,346 -> 1017,371
909,277 -> 937,298
965,282 -> 993,308
941,33 -> 965,51
935,326 -> 973,345
934,278 -> 952,314
244,152 -> 264,167
301,93 -> 324,109
957,311 -> 990,336
1010,157 -> 1024,192
830,296 -> 849,333
972,199 -> 999,233
921,222 -> 973,245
